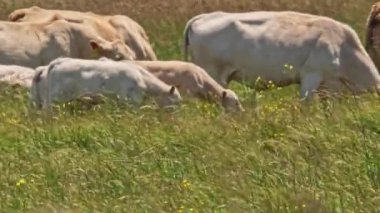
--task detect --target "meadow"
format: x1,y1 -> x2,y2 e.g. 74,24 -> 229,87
0,0 -> 379,212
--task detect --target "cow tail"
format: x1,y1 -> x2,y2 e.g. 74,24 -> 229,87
183,15 -> 205,61
183,14 -> 208,61
183,21 -> 192,61
365,3 -> 380,51
32,68 -> 44,108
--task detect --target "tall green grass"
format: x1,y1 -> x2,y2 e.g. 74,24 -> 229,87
0,0 -> 379,212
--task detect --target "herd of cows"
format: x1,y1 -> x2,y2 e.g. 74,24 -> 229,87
1,4 -> 380,113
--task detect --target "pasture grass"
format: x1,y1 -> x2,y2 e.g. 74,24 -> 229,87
0,0 -> 379,212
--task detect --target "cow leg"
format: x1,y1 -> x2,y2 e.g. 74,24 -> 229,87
42,86 -> 53,112
318,79 -> 343,99
300,72 -> 323,101
41,97 -> 53,117
191,51 -> 232,88
227,70 -> 243,84
298,41 -> 336,101
212,66 -> 237,88
197,63 -> 227,87
41,99 -> 51,110
126,88 -> 144,106
195,63 -> 229,88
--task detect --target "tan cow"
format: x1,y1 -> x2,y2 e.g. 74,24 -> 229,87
0,17 -> 134,68
129,60 -> 244,112
8,6 -> 157,60
185,11 -> 380,100
0,65 -> 36,88
366,2 -> 380,70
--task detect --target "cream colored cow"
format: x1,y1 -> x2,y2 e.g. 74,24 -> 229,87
184,11 -> 380,99
9,6 -> 157,60
0,65 -> 36,88
30,58 -> 182,109
0,17 -> 134,68
130,60 -> 244,112
365,2 -> 380,70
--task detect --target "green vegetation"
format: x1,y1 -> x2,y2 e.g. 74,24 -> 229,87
0,0 -> 379,212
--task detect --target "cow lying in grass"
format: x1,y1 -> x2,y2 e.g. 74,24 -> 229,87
0,16 -> 135,68
8,6 -> 157,60
0,65 -> 36,88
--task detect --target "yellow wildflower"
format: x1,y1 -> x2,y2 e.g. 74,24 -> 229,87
181,179 -> 191,189
316,193 -> 320,200
16,178 -> 27,187
177,206 -> 184,213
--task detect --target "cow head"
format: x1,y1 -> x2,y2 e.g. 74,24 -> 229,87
8,6 -> 42,22
366,2 -> 380,71
90,39 -> 136,61
221,89 -> 244,112
157,86 -> 182,108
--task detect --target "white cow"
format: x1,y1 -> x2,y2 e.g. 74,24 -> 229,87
29,58 -> 182,109
0,65 -> 36,88
129,60 -> 244,112
0,16 -> 135,68
184,11 -> 380,99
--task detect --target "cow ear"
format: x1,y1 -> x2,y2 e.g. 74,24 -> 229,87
8,12 -> 26,22
51,14 -> 65,22
90,40 -> 100,50
222,91 -> 227,99
33,70 -> 43,83
169,86 -> 176,94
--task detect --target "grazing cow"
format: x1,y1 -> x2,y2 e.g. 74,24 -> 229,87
0,16 -> 134,68
0,65 -> 36,88
8,6 -> 157,60
130,60 -> 244,112
30,58 -> 182,109
184,11 -> 380,99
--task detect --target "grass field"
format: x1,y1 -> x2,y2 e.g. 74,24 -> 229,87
0,0 -> 379,212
